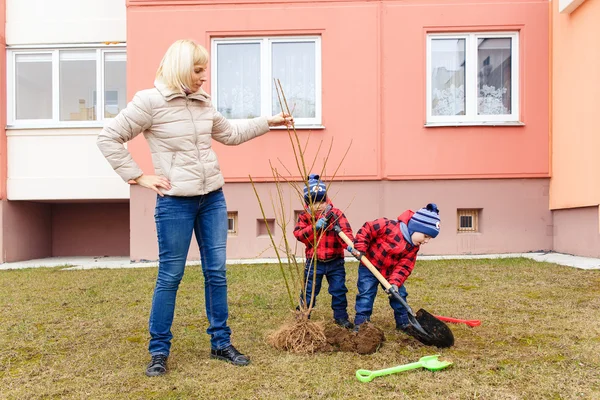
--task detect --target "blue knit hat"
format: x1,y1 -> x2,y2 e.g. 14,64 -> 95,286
407,203 -> 441,238
303,174 -> 327,204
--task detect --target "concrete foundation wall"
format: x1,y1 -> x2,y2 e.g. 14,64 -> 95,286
553,206 -> 600,258
0,200 -> 130,262
52,203 -> 129,257
1,200 -> 52,262
130,178 -> 553,261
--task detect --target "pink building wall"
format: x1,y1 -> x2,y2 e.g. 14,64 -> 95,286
0,0 -> 7,262
131,179 -> 552,261
124,0 -> 550,261
550,0 -> 600,210
0,202 -> 129,262
125,0 -> 548,181
2,202 -> 52,262
553,206 -> 600,258
549,0 -> 600,257
383,1 -> 548,179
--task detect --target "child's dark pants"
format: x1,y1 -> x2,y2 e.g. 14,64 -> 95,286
354,263 -> 409,327
300,257 -> 349,320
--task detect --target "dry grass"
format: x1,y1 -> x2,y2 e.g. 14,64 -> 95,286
1,258 -> 599,399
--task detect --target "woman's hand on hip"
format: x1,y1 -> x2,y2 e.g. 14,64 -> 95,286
134,174 -> 171,196
267,112 -> 294,127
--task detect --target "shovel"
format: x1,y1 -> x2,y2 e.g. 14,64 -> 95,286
333,224 -> 454,348
356,355 -> 453,382
434,315 -> 481,327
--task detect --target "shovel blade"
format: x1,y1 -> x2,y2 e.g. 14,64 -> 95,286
419,355 -> 453,371
403,309 -> 455,348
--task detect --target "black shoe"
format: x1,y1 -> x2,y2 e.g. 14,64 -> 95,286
146,354 -> 168,377
396,323 -> 410,332
210,345 -> 250,366
334,318 -> 354,330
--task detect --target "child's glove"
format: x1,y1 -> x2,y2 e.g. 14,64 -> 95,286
315,217 -> 327,230
385,284 -> 399,295
347,246 -> 364,260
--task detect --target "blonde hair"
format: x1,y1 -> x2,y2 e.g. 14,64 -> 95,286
156,39 -> 209,93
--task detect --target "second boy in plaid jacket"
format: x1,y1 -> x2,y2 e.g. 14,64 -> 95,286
348,203 -> 441,331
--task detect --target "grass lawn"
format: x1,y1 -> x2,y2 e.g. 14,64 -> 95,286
1,258 -> 599,399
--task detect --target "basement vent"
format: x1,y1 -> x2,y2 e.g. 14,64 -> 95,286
257,218 -> 275,237
457,209 -> 480,232
227,212 -> 238,235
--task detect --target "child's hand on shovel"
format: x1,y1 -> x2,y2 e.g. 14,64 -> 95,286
385,284 -> 399,295
347,245 -> 364,260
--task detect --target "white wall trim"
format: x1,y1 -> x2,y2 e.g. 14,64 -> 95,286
6,0 -> 126,45
559,0 -> 587,14
7,177 -> 130,200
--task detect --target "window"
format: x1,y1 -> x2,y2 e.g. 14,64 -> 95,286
7,45 -> 127,127
227,212 -> 238,235
426,33 -> 519,125
457,209 -> 480,232
211,37 -> 321,127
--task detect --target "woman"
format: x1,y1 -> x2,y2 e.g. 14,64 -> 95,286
97,39 -> 292,377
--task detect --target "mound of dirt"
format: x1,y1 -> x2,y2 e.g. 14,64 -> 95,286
324,322 -> 385,354
268,319 -> 385,354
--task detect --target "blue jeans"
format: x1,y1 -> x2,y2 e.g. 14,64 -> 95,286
149,189 -> 231,356
354,263 -> 409,327
300,258 -> 349,320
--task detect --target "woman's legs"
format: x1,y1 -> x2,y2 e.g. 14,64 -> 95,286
193,189 -> 232,350
149,195 -> 196,356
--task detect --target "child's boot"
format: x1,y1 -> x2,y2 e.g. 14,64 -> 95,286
334,318 -> 354,329
395,314 -> 410,333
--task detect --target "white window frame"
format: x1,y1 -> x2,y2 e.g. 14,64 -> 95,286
426,32 -> 519,125
211,36 -> 322,127
6,44 -> 127,128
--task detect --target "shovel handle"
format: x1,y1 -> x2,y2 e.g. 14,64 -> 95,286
434,315 -> 481,327
335,226 -> 416,317
387,286 -> 417,317
335,228 -> 392,291
356,362 -> 425,383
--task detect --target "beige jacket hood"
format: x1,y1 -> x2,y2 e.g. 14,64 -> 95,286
97,80 -> 270,196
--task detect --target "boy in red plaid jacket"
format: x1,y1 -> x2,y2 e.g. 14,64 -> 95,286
293,174 -> 355,329
347,203 -> 441,331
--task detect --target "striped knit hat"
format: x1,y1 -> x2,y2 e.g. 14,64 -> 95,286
303,174 -> 327,204
407,203 -> 441,238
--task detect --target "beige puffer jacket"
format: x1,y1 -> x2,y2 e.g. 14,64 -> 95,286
97,80 -> 270,196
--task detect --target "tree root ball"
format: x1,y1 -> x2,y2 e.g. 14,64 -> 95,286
268,320 -> 385,355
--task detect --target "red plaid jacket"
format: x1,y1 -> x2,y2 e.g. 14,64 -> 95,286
294,204 -> 354,261
353,210 -> 419,287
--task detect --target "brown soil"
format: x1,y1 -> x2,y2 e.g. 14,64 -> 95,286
323,322 -> 385,354
268,320 -> 386,354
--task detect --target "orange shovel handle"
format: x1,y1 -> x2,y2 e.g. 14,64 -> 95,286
434,315 -> 481,327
